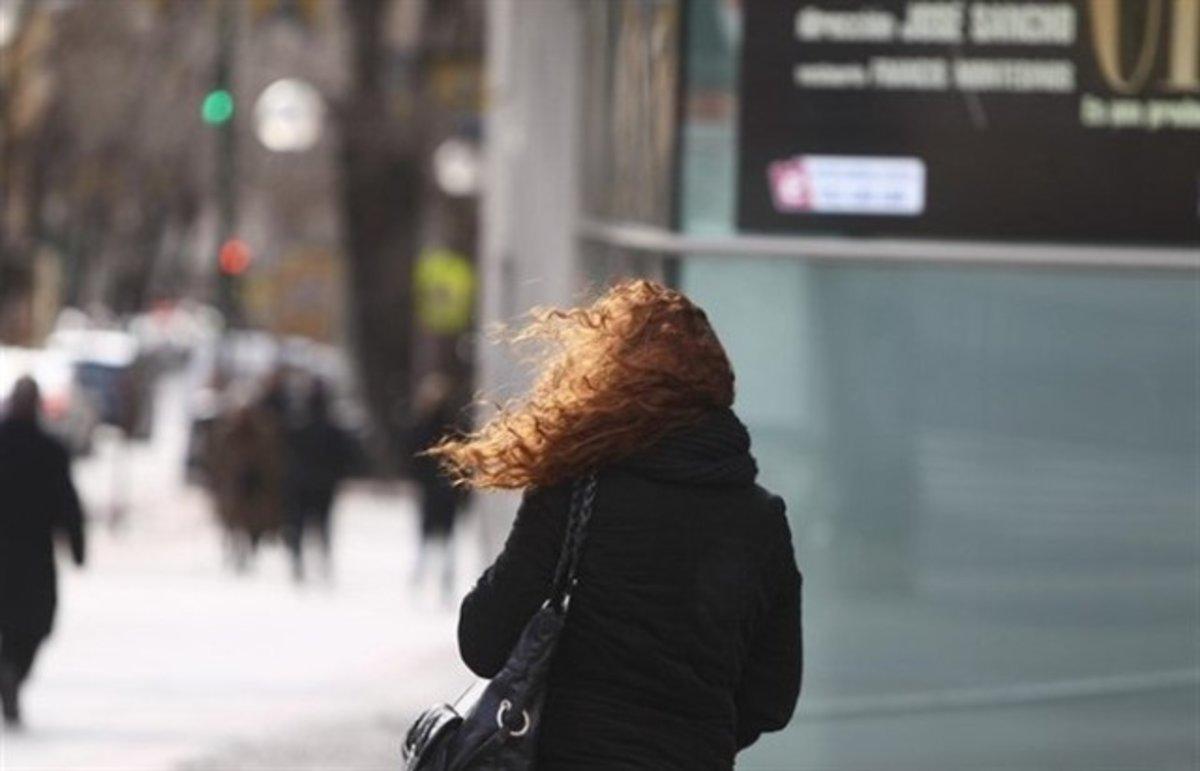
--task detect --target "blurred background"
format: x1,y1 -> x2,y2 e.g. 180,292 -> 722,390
0,0 -> 1197,769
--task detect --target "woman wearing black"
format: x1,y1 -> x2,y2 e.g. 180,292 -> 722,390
0,377 -> 86,727
428,280 -> 802,769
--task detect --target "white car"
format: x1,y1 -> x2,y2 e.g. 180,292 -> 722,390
47,328 -> 155,440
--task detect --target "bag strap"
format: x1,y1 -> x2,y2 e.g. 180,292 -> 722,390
549,472 -> 598,613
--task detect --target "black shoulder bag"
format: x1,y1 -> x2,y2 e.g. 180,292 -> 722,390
402,473 -> 599,770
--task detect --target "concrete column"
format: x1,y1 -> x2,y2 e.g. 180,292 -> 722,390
475,0 -> 585,555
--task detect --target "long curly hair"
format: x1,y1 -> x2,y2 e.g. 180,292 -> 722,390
426,279 -> 735,489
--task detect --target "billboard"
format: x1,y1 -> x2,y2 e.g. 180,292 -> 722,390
738,1 -> 1200,246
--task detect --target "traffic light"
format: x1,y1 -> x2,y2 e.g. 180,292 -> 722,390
218,238 -> 252,276
201,88 -> 235,125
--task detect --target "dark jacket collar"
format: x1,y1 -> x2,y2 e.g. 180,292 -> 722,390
615,407 -> 758,486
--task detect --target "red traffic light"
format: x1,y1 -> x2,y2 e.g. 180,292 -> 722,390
218,238 -> 252,275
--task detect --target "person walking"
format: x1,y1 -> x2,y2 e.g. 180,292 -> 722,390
207,399 -> 283,573
0,377 -> 86,728
426,279 -> 802,769
409,373 -> 468,603
283,380 -> 353,583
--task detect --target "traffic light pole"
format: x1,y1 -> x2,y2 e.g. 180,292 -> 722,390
214,0 -> 241,327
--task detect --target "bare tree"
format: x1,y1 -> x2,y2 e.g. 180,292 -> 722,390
338,0 -> 482,470
0,0 -> 214,331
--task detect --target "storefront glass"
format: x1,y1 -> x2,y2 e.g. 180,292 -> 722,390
677,1 -> 1200,768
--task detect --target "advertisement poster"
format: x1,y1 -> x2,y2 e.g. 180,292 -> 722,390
738,1 -> 1200,245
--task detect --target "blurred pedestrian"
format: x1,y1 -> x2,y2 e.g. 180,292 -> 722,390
259,366 -> 289,424
0,377 -> 86,728
283,380 -> 353,583
426,280 -> 801,767
409,373 -> 467,602
207,399 -> 283,572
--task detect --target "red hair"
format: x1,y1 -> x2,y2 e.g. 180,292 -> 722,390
426,279 -> 734,489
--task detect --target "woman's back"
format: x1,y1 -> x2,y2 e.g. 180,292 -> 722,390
458,408 -> 801,770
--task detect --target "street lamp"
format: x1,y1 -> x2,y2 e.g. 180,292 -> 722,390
253,78 -> 323,153
432,137 -> 481,198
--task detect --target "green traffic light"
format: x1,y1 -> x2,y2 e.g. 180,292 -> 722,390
202,89 -> 235,125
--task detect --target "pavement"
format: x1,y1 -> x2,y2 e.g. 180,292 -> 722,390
0,376 -> 479,771
179,714 -> 414,771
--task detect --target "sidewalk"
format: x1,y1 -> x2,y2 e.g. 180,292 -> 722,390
180,713 -> 413,771
1,419 -> 480,770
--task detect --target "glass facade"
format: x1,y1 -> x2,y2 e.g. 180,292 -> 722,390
580,0 -> 681,228
585,1 -> 1200,768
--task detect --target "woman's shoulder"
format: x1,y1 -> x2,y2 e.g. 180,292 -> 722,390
517,480 -> 576,527
522,479 -> 574,508
741,483 -> 790,539
751,483 -> 787,518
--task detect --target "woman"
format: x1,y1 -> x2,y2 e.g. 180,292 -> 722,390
428,279 -> 802,769
0,377 -> 86,727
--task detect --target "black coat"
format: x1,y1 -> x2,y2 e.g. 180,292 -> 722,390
459,408 -> 802,769
410,402 -> 465,538
285,415 -> 353,512
0,418 -> 85,641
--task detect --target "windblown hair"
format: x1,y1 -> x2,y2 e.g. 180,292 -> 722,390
427,279 -> 734,490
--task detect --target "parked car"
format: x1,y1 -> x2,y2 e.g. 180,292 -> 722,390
46,329 -> 156,440
128,301 -> 223,372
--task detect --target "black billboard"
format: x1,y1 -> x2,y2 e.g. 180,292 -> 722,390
738,1 -> 1200,246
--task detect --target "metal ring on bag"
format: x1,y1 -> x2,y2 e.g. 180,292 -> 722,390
496,699 -> 531,738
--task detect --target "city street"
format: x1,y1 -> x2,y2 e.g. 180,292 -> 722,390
1,377 -> 476,770
2,1 -> 1196,768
